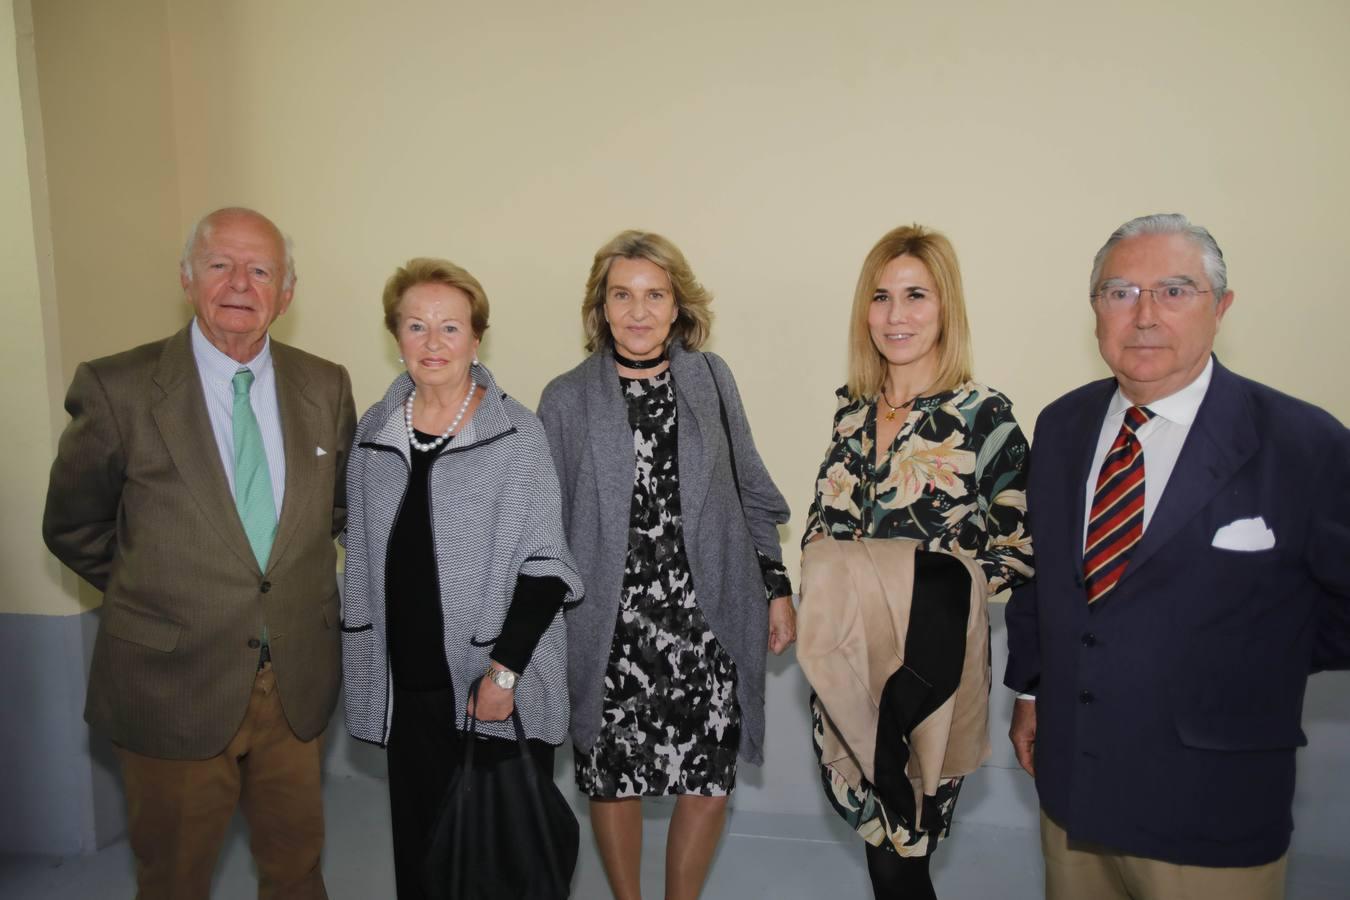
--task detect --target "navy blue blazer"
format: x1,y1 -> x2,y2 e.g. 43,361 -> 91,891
1005,358 -> 1350,867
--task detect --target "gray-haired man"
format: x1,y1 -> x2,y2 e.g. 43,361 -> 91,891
1005,214 -> 1350,899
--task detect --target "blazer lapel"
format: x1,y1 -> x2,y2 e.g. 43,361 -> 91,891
1068,382 -> 1117,581
269,343 -> 323,572
1124,360 -> 1258,577
585,354 -> 636,565
150,328 -> 260,573
669,346 -> 716,535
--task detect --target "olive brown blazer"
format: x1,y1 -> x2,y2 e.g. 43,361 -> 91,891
43,325 -> 356,759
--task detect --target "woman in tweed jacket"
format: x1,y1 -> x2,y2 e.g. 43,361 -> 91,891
341,258 -> 583,900
538,231 -> 794,900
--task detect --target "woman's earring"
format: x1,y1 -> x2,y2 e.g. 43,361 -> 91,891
398,356 -> 405,364
472,357 -> 480,367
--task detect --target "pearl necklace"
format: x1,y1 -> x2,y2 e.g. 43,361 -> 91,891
405,379 -> 476,452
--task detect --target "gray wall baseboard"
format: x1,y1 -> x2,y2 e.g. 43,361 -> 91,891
7,605 -> 1347,860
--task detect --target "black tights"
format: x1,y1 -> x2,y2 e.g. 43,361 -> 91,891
865,842 -> 936,900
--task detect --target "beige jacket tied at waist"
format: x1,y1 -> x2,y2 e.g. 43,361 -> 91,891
798,538 -> 991,821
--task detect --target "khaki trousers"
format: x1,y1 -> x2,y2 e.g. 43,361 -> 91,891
115,664 -> 328,900
1041,810 -> 1287,900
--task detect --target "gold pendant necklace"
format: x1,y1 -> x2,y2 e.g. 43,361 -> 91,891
881,392 -> 916,422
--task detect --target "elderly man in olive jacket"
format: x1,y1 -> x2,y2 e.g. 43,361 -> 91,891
43,207 -> 355,900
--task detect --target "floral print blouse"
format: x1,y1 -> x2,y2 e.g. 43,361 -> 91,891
803,381 -> 1034,594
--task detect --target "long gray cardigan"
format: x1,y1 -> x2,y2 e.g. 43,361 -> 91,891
537,343 -> 790,765
341,365 -> 584,746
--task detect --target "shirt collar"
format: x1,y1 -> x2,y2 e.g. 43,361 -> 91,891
1107,356 -> 1213,426
190,318 -> 273,383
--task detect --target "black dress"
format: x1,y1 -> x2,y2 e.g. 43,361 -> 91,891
384,429 -> 563,900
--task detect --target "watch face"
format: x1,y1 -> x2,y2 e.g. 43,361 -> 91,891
491,668 -> 516,689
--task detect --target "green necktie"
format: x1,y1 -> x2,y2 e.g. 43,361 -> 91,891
232,368 -> 277,571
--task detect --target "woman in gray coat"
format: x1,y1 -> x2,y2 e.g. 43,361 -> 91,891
538,231 -> 795,900
342,258 -> 583,899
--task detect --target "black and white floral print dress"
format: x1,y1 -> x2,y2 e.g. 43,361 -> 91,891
575,370 -> 744,797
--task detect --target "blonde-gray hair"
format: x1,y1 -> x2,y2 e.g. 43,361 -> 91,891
581,230 -> 712,353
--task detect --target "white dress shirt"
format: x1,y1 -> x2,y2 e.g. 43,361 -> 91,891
190,318 -> 287,517
1016,358 -> 1214,700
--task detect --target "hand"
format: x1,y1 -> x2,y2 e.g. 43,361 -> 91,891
467,667 -> 516,722
768,595 -> 797,655
1010,698 -> 1037,776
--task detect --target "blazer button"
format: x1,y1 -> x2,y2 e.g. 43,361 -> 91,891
260,581 -> 272,593
248,638 -> 261,649
1081,632 -> 1097,647
1079,690 -> 1095,704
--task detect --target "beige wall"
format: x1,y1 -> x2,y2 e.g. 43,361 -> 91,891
32,0 -> 183,378
163,0 -> 1350,577
23,0 -> 1350,613
13,0 -> 182,614
1,0 -> 66,615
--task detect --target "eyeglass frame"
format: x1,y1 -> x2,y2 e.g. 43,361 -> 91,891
1091,278 -> 1213,312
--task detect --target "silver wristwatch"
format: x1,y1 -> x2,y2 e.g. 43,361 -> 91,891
485,663 -> 517,690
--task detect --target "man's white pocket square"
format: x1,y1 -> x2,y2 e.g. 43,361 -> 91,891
1211,516 -> 1275,551
316,446 -> 328,457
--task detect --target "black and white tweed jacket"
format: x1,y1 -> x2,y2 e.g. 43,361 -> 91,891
340,366 -> 583,746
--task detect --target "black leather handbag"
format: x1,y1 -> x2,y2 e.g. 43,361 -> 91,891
422,685 -> 579,899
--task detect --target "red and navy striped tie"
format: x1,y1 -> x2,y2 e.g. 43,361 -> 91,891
1084,405 -> 1155,604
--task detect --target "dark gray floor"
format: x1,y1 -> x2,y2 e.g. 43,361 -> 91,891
2,773 -> 1347,899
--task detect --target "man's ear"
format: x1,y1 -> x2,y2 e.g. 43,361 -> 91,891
1214,290 -> 1235,328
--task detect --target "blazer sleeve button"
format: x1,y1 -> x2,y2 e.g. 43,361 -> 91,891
1079,690 -> 1095,704
247,638 -> 261,649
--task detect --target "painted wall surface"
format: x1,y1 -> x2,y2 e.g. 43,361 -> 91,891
0,0 -> 60,616
14,0 -> 1350,862
31,0 -> 183,385
30,0 -> 1350,596
1,0 -> 103,855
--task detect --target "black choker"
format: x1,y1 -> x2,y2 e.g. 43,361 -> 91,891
612,349 -> 667,370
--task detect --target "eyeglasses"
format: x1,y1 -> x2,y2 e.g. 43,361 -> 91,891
1092,282 -> 1211,312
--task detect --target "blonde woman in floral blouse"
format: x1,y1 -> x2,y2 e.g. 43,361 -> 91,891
803,224 -> 1034,899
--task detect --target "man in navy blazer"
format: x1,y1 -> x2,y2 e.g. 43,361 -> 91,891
1004,213 -> 1350,899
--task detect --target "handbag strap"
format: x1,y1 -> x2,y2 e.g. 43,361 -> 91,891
460,680 -> 536,780
704,354 -> 744,505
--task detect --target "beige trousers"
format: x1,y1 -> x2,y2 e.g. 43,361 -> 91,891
1041,810 -> 1287,900
115,664 -> 328,900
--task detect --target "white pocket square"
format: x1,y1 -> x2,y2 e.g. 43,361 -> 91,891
1211,516 -> 1275,551
315,446 -> 328,457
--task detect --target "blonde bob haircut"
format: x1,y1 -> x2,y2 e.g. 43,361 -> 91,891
382,257 -> 490,338
581,230 -> 713,353
846,224 -> 973,401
